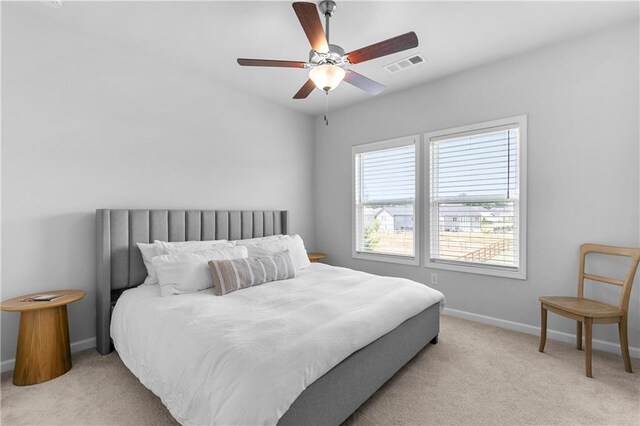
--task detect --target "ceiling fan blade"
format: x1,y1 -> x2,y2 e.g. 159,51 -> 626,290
292,2 -> 329,53
237,58 -> 307,68
293,79 -> 317,99
344,70 -> 385,96
346,32 -> 419,64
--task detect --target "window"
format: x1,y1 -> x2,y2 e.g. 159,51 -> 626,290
426,116 -> 527,279
353,135 -> 419,265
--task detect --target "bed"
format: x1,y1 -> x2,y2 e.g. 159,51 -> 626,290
96,209 -> 443,425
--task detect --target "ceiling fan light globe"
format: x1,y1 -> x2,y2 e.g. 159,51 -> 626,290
309,64 -> 345,92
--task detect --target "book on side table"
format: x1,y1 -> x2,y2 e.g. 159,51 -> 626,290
20,294 -> 62,302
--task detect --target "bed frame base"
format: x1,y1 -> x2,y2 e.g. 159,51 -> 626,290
278,303 -> 440,425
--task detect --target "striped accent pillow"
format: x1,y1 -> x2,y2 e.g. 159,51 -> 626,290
208,251 -> 296,296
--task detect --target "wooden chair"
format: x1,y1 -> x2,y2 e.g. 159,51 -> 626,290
539,243 -> 640,378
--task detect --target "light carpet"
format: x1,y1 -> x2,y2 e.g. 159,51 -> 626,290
1,315 -> 638,425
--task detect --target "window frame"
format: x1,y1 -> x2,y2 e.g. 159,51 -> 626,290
352,135 -> 420,266
424,116 -> 527,279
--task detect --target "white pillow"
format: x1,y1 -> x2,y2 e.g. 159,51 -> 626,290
137,242 -> 163,285
155,239 -> 230,255
137,240 -> 229,285
284,235 -> 311,270
237,234 -> 310,271
153,246 -> 248,296
229,235 -> 283,245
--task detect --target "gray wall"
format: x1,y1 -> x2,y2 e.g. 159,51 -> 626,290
314,23 -> 640,349
2,5 -> 638,367
1,6 -> 315,363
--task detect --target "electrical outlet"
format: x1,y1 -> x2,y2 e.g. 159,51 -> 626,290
42,0 -> 63,8
430,273 -> 438,285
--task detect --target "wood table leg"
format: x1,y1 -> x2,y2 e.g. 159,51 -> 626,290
538,304 -> 547,353
13,305 -> 72,386
584,317 -> 593,378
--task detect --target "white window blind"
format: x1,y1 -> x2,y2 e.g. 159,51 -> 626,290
429,123 -> 522,272
354,137 -> 417,261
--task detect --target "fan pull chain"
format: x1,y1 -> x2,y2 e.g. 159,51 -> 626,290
324,91 -> 330,126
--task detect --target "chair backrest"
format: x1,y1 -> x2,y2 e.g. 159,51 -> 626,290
578,243 -> 640,314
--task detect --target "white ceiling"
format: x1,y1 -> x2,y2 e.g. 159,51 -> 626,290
17,1 -> 640,116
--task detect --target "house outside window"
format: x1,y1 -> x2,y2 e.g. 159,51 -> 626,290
425,116 -> 527,279
352,135 -> 419,265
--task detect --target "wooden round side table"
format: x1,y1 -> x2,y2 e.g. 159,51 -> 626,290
0,290 -> 85,386
308,253 -> 327,263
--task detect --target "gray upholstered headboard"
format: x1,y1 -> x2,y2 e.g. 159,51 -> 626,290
96,209 -> 289,355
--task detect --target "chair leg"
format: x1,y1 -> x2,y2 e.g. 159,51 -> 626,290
619,318 -> 633,373
576,321 -> 582,350
539,304 -> 547,353
585,318 -> 593,378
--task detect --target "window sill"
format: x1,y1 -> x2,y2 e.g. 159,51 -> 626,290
426,259 -> 526,280
353,251 -> 420,266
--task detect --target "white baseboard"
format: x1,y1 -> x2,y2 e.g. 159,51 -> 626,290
1,337 -> 96,374
443,307 -> 640,359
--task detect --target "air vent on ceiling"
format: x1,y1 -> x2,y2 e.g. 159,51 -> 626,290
384,54 -> 425,73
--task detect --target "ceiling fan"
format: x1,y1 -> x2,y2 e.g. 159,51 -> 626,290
237,1 -> 419,101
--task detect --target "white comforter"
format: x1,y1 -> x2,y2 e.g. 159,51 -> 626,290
111,263 -> 444,426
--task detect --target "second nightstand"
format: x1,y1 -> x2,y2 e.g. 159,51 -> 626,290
308,252 -> 327,263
